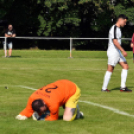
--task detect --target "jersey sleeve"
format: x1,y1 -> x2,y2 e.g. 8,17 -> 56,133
112,26 -> 119,39
131,33 -> 134,44
45,104 -> 59,121
19,97 -> 34,118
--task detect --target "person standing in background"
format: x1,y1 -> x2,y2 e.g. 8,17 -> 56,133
130,33 -> 134,63
3,24 -> 16,57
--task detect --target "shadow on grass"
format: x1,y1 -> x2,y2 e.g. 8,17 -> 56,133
110,87 -> 133,91
58,115 -> 63,120
58,115 -> 84,121
10,56 -> 21,58
110,87 -> 120,91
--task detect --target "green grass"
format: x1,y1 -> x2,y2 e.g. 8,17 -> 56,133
0,50 -> 134,134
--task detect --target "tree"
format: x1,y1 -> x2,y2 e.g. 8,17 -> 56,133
0,0 -> 132,50
37,0 -> 81,37
0,0 -> 14,19
114,0 -> 134,38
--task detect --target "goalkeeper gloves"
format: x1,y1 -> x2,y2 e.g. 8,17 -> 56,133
15,114 -> 27,120
32,112 -> 40,121
32,110 -> 50,121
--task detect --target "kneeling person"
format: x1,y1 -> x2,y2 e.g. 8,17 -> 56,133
16,79 -> 83,121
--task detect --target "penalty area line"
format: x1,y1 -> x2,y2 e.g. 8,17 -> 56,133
79,100 -> 134,118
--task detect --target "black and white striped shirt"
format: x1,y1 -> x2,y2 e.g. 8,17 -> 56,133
108,25 -> 122,54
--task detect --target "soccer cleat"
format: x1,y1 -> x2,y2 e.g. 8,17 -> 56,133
101,89 -> 110,92
79,111 -> 84,119
76,105 -> 84,119
120,87 -> 132,92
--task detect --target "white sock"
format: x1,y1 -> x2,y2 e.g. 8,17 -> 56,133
102,71 -> 112,90
121,69 -> 128,88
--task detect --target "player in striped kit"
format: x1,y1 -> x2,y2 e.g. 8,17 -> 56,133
102,14 -> 132,92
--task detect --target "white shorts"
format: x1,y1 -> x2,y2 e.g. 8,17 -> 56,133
3,42 -> 13,50
107,52 -> 126,67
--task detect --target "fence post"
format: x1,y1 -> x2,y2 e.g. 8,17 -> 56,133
4,37 -> 7,57
69,38 -> 73,58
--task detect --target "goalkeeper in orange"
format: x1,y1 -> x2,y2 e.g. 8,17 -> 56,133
15,79 -> 83,121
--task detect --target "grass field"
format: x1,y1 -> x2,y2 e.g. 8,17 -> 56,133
0,50 -> 134,134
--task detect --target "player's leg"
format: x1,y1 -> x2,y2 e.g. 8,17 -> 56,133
8,42 -> 12,57
63,107 -> 76,121
9,49 -> 12,57
102,65 -> 114,92
102,53 -> 120,92
63,105 -> 83,121
63,85 -> 83,121
119,59 -> 132,92
102,56 -> 119,92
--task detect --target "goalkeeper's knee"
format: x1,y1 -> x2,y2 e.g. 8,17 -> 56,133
63,108 -> 77,121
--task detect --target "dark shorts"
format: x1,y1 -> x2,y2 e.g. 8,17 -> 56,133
133,53 -> 134,59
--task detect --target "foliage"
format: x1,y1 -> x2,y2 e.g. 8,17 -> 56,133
0,0 -> 133,48
114,0 -> 134,37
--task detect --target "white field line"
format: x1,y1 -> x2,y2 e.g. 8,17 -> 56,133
17,85 -> 37,90
0,85 -> 37,90
21,84 -> 134,118
1,68 -> 134,71
79,100 -> 134,118
18,85 -> 134,118
19,85 -> 134,118
1,84 -> 134,118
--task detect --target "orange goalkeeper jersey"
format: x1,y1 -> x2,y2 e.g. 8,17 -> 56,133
20,79 -> 77,121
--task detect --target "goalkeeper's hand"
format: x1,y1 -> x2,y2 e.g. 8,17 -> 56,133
32,112 -> 46,121
32,111 -> 50,121
15,114 -> 27,120
32,112 -> 40,121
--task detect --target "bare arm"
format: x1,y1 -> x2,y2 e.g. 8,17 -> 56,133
113,39 -> 127,57
16,97 -> 34,120
12,34 -> 16,37
5,34 -> 16,37
19,97 -> 34,118
130,43 -> 133,48
5,33 -> 12,37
